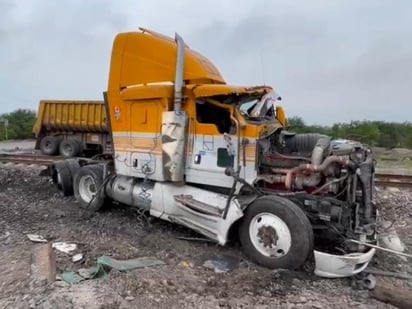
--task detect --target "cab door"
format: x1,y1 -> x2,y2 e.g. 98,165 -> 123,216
128,99 -> 161,180
185,101 -> 237,188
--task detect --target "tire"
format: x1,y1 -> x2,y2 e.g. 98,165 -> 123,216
52,161 -> 73,196
64,159 -> 80,178
239,195 -> 314,270
51,162 -> 64,189
59,139 -> 81,157
40,136 -> 60,155
73,165 -> 105,211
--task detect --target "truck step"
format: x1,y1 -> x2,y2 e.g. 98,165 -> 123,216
174,194 -> 223,217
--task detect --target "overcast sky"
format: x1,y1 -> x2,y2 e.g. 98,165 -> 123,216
1,0 -> 411,125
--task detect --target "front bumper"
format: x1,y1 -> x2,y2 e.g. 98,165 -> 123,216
314,248 -> 376,278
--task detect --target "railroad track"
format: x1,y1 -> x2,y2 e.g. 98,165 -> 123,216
0,153 -> 65,166
375,173 -> 412,188
1,153 -> 412,188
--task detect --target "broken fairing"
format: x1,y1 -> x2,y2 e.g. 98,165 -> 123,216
314,249 -> 376,278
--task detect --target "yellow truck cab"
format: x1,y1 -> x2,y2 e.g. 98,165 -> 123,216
54,28 -> 377,277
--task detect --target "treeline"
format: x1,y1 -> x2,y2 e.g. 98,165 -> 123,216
288,116 -> 412,149
0,109 -> 37,141
0,109 -> 411,148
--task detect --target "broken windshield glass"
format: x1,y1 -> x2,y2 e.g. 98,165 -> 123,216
239,91 -> 281,120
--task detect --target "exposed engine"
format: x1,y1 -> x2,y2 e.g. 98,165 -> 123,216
257,129 -> 376,253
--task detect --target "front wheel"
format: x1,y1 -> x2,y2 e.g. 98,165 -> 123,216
239,195 -> 313,270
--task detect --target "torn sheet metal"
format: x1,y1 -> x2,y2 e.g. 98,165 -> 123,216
314,249 -> 376,278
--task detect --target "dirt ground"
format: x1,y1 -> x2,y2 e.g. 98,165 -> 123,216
0,144 -> 411,308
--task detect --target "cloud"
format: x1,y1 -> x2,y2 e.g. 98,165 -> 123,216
0,0 -> 411,125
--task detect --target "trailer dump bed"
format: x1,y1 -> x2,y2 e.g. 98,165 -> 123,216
33,100 -> 108,134
33,100 -> 111,157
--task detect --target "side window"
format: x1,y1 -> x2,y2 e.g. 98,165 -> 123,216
196,101 -> 234,134
217,148 -> 234,167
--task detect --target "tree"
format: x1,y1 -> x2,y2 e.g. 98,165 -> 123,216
0,109 -> 37,141
287,116 -> 307,133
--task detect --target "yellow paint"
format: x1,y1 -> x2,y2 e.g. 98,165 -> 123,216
33,100 -> 107,137
108,30 -> 225,91
106,28 -> 287,157
276,106 -> 287,127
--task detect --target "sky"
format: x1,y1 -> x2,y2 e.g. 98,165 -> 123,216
1,0 -> 411,125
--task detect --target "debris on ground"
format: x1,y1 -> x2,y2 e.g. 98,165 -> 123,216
61,255 -> 165,284
202,254 -> 241,273
52,242 -> 77,254
1,164 -> 411,307
27,234 -> 47,243
72,253 -> 83,263
30,243 -> 56,283
378,220 -> 406,252
372,281 -> 412,309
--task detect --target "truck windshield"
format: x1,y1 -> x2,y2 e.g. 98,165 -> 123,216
239,91 -> 280,120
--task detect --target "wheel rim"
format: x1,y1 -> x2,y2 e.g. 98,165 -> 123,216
249,212 -> 292,258
63,143 -> 72,155
78,175 -> 97,203
45,141 -> 52,150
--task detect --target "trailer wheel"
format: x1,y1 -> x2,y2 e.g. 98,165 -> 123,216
51,161 -> 74,196
40,136 -> 60,155
59,139 -> 81,157
239,196 -> 313,270
73,165 -> 105,211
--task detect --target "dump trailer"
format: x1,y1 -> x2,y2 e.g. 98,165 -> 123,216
33,100 -> 112,157
52,28 -> 377,278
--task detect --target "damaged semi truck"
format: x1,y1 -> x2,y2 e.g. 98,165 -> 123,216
52,28 -> 377,277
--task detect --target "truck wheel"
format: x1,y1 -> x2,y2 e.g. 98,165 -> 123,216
73,165 -> 105,211
40,136 -> 60,155
59,139 -> 81,157
51,161 -> 74,196
64,159 -> 80,178
239,196 -> 313,270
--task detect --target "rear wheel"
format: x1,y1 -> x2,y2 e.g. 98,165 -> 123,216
40,136 -> 61,155
73,165 -> 105,211
59,139 -> 81,157
54,159 -> 81,196
239,195 -> 313,270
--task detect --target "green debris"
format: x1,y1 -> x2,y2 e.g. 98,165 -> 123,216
97,256 -> 165,271
61,256 -> 165,284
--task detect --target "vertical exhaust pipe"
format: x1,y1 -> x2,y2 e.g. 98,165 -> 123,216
174,33 -> 185,113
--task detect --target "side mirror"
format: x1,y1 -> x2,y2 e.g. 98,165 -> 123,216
224,167 -> 234,177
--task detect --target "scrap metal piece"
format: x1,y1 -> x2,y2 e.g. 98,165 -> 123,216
360,273 -> 376,289
52,242 -> 77,254
347,239 -> 412,258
